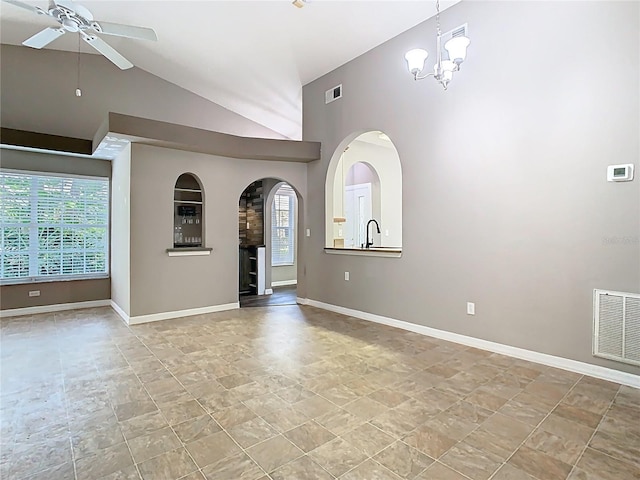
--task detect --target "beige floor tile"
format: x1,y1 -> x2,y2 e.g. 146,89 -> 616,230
576,446 -> 640,480
128,426 -> 181,464
228,417 -> 279,448
270,455 -> 334,480
439,442 -> 504,480
212,403 -> 257,429
309,437 -> 368,477
245,435 -> 303,473
374,440 -> 434,479
186,431 -> 242,468
201,452 -> 265,480
509,445 -> 573,480
119,410 -> 169,441
172,414 -> 222,444
525,428 -> 587,465
283,420 -> 336,453
402,424 -> 457,459
415,461 -> 468,479
159,399 -> 206,425
341,459 -> 403,480
491,464 -> 538,480
315,408 -> 365,436
343,396 -> 389,420
74,442 -> 134,480
137,448 -> 198,480
341,423 -> 396,456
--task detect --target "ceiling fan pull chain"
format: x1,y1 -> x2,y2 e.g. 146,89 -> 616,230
76,33 -> 82,97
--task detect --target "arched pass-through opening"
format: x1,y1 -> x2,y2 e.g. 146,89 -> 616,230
238,177 -> 301,307
326,131 -> 402,251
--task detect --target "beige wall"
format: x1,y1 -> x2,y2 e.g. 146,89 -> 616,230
0,45 -> 285,141
127,144 -> 307,317
302,1 -> 640,374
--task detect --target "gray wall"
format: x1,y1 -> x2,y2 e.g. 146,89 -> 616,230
128,144 -> 307,317
0,278 -> 109,310
0,148 -> 111,310
302,1 -> 640,374
0,45 -> 284,141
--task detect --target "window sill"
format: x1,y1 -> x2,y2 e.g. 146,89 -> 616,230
166,247 -> 213,257
324,247 -> 402,258
0,274 -> 109,286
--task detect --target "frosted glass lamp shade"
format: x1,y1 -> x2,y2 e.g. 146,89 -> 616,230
444,36 -> 470,64
435,60 -> 455,82
405,49 -> 428,75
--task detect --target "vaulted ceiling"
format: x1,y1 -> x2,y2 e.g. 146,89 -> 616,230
1,0 -> 460,139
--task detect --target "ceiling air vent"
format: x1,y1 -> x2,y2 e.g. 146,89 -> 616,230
325,84 -> 342,104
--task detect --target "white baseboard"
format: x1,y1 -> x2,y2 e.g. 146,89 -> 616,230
110,300 -> 130,324
265,289 -> 273,295
300,298 -> 640,389
121,302 -> 239,325
0,299 -> 111,318
272,280 -> 297,287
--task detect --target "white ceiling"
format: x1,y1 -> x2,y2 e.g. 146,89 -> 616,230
0,0 -> 460,139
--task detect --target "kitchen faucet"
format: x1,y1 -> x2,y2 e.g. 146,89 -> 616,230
365,219 -> 381,249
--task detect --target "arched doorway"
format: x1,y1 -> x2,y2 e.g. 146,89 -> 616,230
238,178 -> 299,307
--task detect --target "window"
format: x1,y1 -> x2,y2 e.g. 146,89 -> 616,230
271,184 -> 295,265
0,171 -> 109,283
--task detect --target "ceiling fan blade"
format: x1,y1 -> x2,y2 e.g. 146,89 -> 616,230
93,21 -> 157,41
2,0 -> 39,13
23,27 -> 65,49
82,34 -> 133,70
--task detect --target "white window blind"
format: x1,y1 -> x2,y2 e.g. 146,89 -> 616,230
271,184 -> 295,266
0,171 -> 109,282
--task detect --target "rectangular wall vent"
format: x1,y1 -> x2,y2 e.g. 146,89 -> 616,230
325,84 -> 342,104
594,289 -> 640,366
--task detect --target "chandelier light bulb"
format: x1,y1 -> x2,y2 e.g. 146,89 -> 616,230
404,49 -> 429,76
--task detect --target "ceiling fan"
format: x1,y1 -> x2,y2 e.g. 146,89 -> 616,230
2,0 -> 157,69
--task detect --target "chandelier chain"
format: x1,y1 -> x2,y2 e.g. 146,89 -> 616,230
436,0 -> 441,37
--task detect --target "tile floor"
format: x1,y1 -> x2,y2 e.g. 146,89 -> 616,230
1,305 -> 639,480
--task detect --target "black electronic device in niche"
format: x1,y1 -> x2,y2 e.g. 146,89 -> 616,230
177,205 -> 197,216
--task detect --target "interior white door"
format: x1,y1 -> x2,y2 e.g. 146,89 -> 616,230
344,183 -> 372,248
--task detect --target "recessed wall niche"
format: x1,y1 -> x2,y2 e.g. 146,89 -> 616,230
173,173 -> 203,248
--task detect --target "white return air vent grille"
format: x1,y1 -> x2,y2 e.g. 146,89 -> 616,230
325,84 -> 342,104
594,289 -> 640,366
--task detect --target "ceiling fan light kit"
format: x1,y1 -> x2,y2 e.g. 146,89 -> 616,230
404,0 -> 470,90
3,0 -> 157,70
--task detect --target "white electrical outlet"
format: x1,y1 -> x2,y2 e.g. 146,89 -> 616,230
385,229 -> 389,237
306,229 -> 311,237
338,229 -> 343,237
344,272 -> 350,281
29,290 -> 40,297
467,302 -> 475,315
246,222 -> 250,229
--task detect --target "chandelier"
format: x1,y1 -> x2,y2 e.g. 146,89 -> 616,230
404,0 -> 470,90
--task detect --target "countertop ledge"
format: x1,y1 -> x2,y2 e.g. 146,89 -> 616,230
166,247 -> 213,257
324,247 -> 402,258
